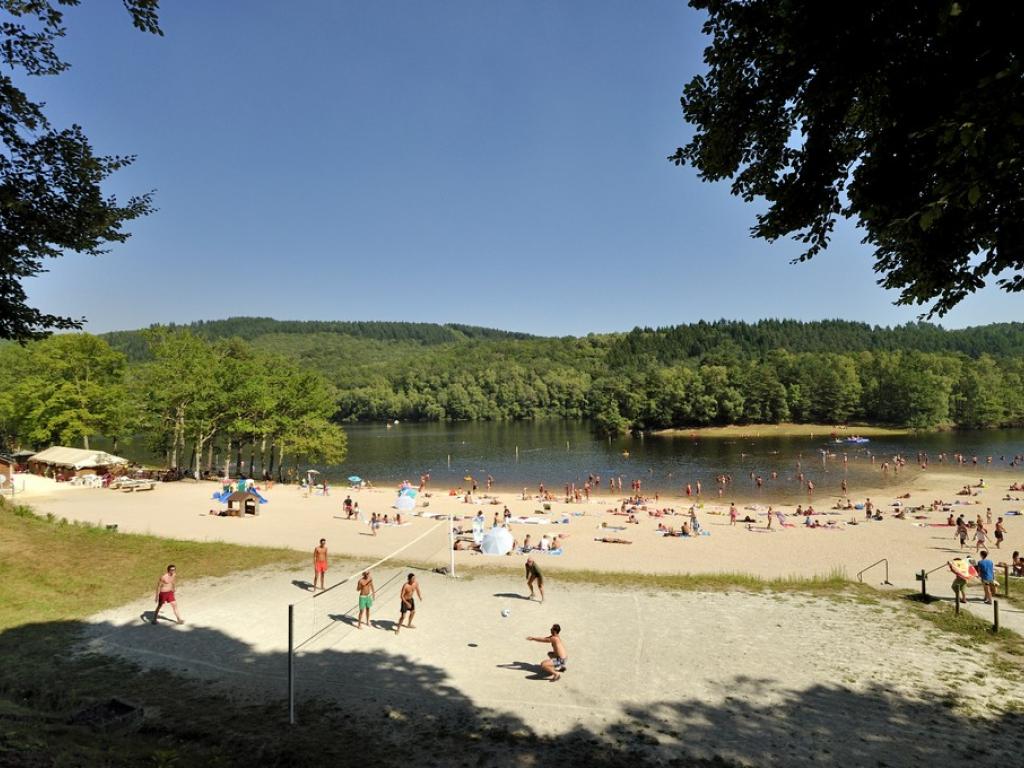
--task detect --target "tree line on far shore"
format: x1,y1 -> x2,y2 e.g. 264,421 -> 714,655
0,331 -> 346,476
2,320 -> 1023,459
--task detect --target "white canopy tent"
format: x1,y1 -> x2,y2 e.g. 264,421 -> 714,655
28,446 -> 128,471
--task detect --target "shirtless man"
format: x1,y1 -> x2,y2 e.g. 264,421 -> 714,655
525,558 -> 544,602
527,624 -> 567,682
394,573 -> 422,634
151,564 -> 183,625
356,570 -> 376,629
312,538 -> 328,591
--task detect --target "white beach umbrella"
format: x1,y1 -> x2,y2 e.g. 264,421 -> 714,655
480,526 -> 514,556
393,495 -> 416,512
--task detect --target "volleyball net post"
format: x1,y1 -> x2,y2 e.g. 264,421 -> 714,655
286,519 -> 454,724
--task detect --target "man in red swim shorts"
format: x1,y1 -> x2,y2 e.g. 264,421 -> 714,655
152,564 -> 184,625
313,538 -> 328,591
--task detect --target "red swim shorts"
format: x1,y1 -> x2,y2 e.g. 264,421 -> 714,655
315,561 -> 327,574
157,591 -> 175,605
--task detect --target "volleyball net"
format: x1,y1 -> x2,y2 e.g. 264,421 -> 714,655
286,519 -> 453,722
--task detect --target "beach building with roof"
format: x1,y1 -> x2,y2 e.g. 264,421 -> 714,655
27,447 -> 129,478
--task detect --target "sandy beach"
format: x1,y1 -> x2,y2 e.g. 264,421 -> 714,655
14,465 -> 1023,589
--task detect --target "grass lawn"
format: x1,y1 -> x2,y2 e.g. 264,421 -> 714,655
652,422 -> 912,438
0,501 -> 304,632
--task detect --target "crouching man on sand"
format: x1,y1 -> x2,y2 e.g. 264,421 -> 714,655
527,624 -> 567,682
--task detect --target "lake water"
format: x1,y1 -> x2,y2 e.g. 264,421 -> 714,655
307,422 -> 1024,502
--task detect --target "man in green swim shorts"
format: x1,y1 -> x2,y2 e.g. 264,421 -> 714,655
356,570 -> 376,629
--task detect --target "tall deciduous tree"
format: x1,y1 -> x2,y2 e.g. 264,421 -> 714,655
672,1 -> 1024,316
0,1 -> 161,341
18,334 -> 127,447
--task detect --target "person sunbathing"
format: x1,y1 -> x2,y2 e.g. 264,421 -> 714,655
594,536 -> 632,544
453,539 -> 480,551
1011,551 -> 1023,576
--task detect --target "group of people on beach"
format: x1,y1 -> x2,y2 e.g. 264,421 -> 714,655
311,541 -> 422,632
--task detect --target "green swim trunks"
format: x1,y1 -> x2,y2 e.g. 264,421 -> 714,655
359,594 -> 373,610
952,577 -> 967,593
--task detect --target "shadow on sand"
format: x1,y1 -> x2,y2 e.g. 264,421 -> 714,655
2,616 -> 1023,768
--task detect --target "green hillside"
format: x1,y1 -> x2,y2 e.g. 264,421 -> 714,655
88,318 -> 1024,433
102,317 -> 535,361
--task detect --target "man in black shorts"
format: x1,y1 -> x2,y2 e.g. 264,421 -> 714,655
394,573 -> 422,634
525,558 -> 545,602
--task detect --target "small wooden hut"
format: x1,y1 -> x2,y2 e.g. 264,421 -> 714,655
226,491 -> 261,516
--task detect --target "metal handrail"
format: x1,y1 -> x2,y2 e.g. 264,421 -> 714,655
856,558 -> 891,585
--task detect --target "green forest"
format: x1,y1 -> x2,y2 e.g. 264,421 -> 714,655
2,318 -> 1024,467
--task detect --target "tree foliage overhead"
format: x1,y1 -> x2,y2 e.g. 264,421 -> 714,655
0,0 -> 161,342
671,1 -> 1024,316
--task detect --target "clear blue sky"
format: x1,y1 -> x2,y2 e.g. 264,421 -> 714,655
20,0 -> 1021,336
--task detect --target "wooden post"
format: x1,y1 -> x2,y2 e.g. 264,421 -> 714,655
288,603 -> 295,724
1004,564 -> 1010,597
919,569 -> 927,599
993,600 -> 1000,633
955,598 -> 960,615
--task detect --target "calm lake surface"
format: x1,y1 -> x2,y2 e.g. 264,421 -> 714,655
307,422 -> 1024,502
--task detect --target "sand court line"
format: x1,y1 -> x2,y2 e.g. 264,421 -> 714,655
86,638 -> 288,683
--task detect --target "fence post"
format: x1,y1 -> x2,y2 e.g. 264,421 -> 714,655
955,598 -> 960,615
919,569 -> 927,599
993,600 -> 1000,633
1004,564 -> 1010,597
288,603 -> 295,725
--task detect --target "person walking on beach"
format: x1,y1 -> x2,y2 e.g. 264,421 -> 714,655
151,564 -> 184,625
948,559 -> 970,604
356,570 -> 376,629
525,558 -> 545,602
312,539 -> 328,591
995,517 -> 1006,549
956,517 -> 969,549
394,573 -> 422,634
527,624 -> 567,682
977,550 -> 996,604
974,524 -> 990,552
729,503 -> 738,526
